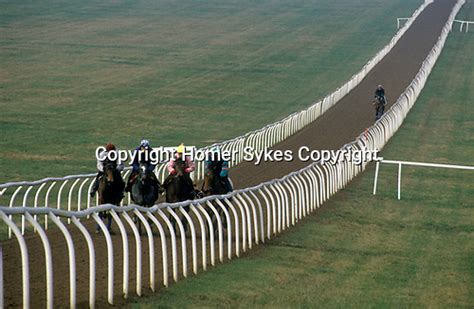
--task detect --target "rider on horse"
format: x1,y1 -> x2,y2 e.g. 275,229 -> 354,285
167,143 -> 195,193
205,146 -> 233,193
373,84 -> 388,120
374,84 -> 387,105
126,139 -> 159,193
90,143 -> 124,197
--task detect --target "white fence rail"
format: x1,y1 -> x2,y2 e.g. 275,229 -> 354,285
453,19 -> 473,32
0,159 -> 354,309
397,17 -> 410,29
0,0 -> 466,307
372,159 -> 474,199
0,0 -> 435,237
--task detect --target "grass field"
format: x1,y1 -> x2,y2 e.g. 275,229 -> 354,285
0,0 -> 423,182
126,6 -> 474,308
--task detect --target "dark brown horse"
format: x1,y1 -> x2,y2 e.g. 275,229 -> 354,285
373,96 -> 387,121
97,161 -> 125,232
202,162 -> 232,236
130,162 -> 162,234
164,158 -> 195,202
163,157 -> 197,232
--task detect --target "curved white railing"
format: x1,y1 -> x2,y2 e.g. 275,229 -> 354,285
0,0 -> 434,229
0,0 -> 466,307
453,19 -> 473,32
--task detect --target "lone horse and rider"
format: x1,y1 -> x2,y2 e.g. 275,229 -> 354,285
373,84 -> 388,121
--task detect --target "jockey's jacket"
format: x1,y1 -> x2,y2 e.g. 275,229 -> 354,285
220,161 -> 230,177
375,88 -> 385,98
131,146 -> 156,171
97,149 -> 124,172
167,154 -> 195,174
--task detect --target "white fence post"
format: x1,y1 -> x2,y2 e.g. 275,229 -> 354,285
373,161 -> 380,195
373,159 -> 474,200
49,213 -> 76,309
92,212 -> 114,305
71,216 -> 96,308
25,213 -> 53,309
397,163 -> 402,200
0,211 -> 29,309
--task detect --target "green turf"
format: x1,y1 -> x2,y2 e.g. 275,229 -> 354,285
125,6 -> 474,308
0,0 -> 423,182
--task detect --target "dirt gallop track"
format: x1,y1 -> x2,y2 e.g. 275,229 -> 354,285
232,0 -> 458,188
2,0 -> 458,307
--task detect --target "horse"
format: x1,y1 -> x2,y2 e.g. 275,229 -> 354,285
97,160 -> 125,232
202,161 -> 233,236
130,162 -> 162,234
373,95 -> 387,121
163,157 -> 198,232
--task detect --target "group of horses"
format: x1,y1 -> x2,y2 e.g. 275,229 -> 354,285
96,158 -> 230,235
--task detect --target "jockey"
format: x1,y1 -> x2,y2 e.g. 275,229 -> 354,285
205,146 -> 233,193
125,139 -> 157,192
90,143 -> 124,197
167,143 -> 195,191
374,84 -> 387,105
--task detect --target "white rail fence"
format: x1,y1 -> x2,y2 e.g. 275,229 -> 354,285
397,17 -> 410,29
0,0 -> 466,307
372,159 -> 474,200
0,0 -> 435,237
453,19 -> 473,32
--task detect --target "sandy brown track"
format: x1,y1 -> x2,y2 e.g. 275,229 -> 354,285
1,0 -> 458,307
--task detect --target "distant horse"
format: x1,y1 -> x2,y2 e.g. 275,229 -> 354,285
130,162 -> 162,234
373,96 -> 387,121
202,162 -> 233,236
163,158 -> 197,232
97,161 -> 125,232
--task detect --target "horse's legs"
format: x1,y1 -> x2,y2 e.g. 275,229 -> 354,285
106,213 -> 112,232
169,212 -> 184,236
375,105 -> 385,120
205,205 -> 218,238
137,216 -> 155,236
147,218 -> 156,236
132,214 -> 143,236
169,213 -> 176,232
96,211 -> 104,233
181,206 -> 192,233
167,207 -> 189,235
138,217 -> 143,236
218,207 -> 227,229
210,202 -> 227,238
